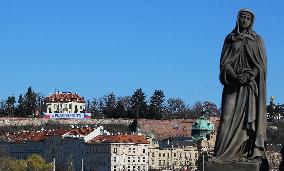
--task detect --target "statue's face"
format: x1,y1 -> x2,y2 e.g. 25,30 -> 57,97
239,12 -> 252,29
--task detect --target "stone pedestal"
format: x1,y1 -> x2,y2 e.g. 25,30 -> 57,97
205,160 -> 268,171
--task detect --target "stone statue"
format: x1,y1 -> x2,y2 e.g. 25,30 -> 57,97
213,9 -> 267,164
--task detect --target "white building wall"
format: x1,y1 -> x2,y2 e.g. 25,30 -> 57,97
46,101 -> 85,114
85,143 -> 149,171
110,143 -> 148,171
148,146 -> 198,170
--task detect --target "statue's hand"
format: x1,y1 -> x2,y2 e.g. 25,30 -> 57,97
236,74 -> 249,85
238,68 -> 257,83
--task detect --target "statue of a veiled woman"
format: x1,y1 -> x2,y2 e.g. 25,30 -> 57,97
213,9 -> 267,163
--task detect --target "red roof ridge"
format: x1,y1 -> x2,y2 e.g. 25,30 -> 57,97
88,134 -> 149,144
45,92 -> 85,103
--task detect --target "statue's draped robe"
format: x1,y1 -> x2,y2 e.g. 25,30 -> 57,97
214,30 -> 267,161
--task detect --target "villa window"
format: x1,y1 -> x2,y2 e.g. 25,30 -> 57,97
113,148 -> 117,153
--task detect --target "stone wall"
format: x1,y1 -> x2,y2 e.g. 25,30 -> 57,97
0,117 -> 220,141
139,119 -> 195,140
0,117 -> 132,126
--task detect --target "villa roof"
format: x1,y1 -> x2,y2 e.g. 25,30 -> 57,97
45,91 -> 85,103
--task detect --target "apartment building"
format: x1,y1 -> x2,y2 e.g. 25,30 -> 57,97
148,137 -> 199,170
86,135 -> 149,171
0,127 -> 149,171
0,126 -> 107,170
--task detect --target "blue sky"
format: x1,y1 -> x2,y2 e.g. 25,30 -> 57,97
0,1 -> 283,106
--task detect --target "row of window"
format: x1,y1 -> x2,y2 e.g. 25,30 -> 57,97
111,156 -> 148,163
157,159 -> 190,166
126,156 -> 147,163
89,146 -> 110,153
113,147 -> 146,154
151,151 -> 198,159
113,165 -> 147,171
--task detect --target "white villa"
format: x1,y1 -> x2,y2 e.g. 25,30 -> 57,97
45,91 -> 86,114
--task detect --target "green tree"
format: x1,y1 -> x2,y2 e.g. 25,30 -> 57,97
0,100 -> 7,116
24,87 -> 37,116
130,88 -> 148,119
86,98 -> 103,118
202,101 -> 220,116
66,155 -> 75,171
113,99 -> 127,118
36,93 -> 45,117
85,99 -> 91,113
26,154 -> 53,171
87,98 -> 105,119
149,90 -> 165,119
16,94 -> 26,117
277,104 -> 284,118
0,146 -> 9,170
190,101 -> 220,118
119,96 -> 132,111
102,92 -> 117,118
0,158 -> 20,171
129,118 -> 139,132
6,95 -> 16,117
8,159 -> 27,171
190,101 -> 203,118
165,98 -> 189,119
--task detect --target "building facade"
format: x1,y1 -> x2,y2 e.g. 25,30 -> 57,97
0,128 -> 149,171
45,91 -> 86,114
0,126 -> 105,171
86,135 -> 149,171
148,137 -> 199,170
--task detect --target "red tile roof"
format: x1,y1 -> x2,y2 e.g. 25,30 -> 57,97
0,132 -> 46,143
65,127 -> 94,136
0,127 -> 94,143
88,135 -> 149,144
45,92 -> 85,103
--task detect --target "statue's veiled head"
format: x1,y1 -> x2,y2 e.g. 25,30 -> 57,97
234,9 -> 255,35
